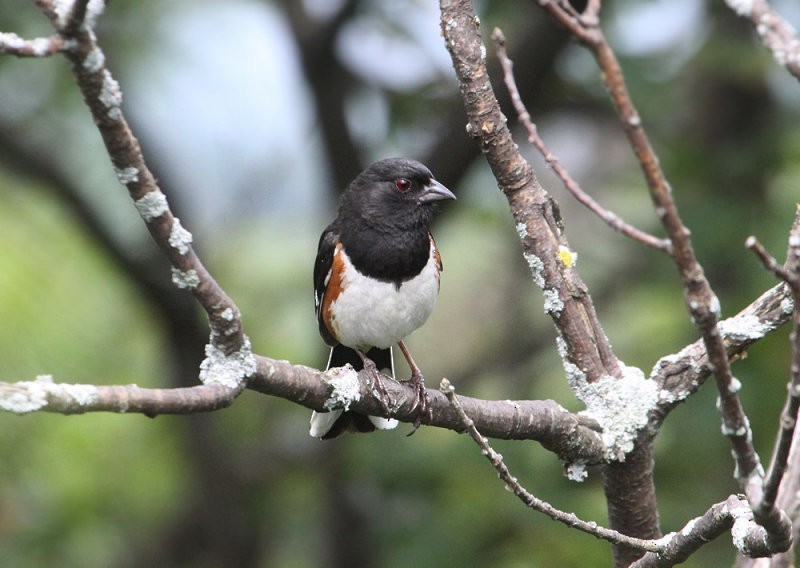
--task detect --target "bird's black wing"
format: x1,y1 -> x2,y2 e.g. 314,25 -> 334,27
314,221 -> 395,373
314,224 -> 339,346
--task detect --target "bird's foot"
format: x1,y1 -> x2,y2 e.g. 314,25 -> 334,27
362,357 -> 391,417
404,371 -> 432,436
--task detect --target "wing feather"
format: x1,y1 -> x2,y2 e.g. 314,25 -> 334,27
314,225 -> 339,346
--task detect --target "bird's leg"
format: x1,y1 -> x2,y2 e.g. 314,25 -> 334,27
397,340 -> 432,435
356,350 -> 391,416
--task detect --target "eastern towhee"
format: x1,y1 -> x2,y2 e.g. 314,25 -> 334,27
310,158 -> 456,439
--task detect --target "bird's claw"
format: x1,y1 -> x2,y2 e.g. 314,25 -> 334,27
362,358 -> 391,416
405,371 -> 432,437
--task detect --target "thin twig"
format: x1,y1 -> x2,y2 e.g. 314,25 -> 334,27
538,0 -> 594,43
725,0 -> 800,82
0,33 -> 66,57
491,27 -> 672,253
583,0 -> 602,24
746,236 -> 794,285
440,378 -> 663,553
744,236 -> 798,548
746,238 -> 798,508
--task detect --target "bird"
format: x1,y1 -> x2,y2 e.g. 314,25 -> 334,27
310,157 -> 456,439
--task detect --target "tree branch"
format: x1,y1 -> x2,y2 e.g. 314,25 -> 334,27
533,0 -> 763,505
4,4 -> 797,564
30,0 -> 250,378
0,375 -> 244,415
440,0 -> 621,389
439,3 -> 662,559
0,357 -> 608,463
491,26 -> 672,254
746,240 -> 800,515
650,283 -> 793,424
725,0 -> 800,82
740,234 -> 800,549
440,378 -> 663,554
632,495 -> 785,567
65,0 -> 90,32
0,32 -> 66,56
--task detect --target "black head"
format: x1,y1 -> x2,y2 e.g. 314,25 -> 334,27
340,158 -> 456,230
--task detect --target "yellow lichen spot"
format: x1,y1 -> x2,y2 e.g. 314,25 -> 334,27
558,246 -> 577,268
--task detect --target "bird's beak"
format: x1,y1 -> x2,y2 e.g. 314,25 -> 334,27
418,179 -> 456,203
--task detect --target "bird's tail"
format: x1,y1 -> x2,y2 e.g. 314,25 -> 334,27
309,345 -> 399,439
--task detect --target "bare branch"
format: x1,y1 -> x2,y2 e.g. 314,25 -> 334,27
742,235 -> 799,548
760,382 -> 799,533
746,236 -> 794,284
0,376 -> 245,416
440,378 -> 662,553
440,0 -> 661,557
0,359 -> 608,463
0,32 -> 66,57
491,27 -> 672,254
651,283 -> 793,423
249,358 -> 611,462
725,0 -> 800,82
538,0 -> 592,41
746,238 -> 800,513
632,498 -> 735,567
632,495 -> 788,567
771,426 -> 800,564
0,1 -> 797,564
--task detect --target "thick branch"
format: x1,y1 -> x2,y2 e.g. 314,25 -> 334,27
440,4 -> 662,560
440,0 -> 620,384
535,0 -> 763,500
0,358 -> 607,464
249,357 -> 608,462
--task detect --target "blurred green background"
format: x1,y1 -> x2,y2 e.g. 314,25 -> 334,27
1,0 -> 800,566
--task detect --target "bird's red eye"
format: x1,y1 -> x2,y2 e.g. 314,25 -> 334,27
395,178 -> 412,192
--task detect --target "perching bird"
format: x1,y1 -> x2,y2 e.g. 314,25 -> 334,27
310,158 -> 456,439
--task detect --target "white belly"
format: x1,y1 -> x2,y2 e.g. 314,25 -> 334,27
329,247 -> 440,350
